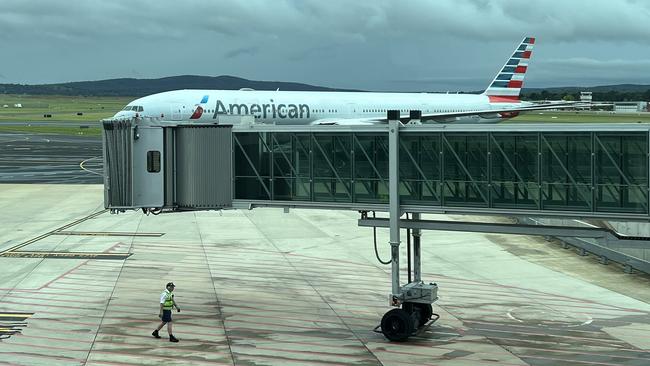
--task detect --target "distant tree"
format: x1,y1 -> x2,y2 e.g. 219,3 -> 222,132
562,94 -> 575,101
527,92 -> 540,100
540,90 -> 551,101
642,89 -> 650,101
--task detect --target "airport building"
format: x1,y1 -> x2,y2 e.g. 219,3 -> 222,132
581,90 -> 649,112
613,101 -> 649,113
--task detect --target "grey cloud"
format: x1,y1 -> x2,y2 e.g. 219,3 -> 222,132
2,0 -> 650,43
542,58 -> 650,70
530,57 -> 650,86
223,47 -> 260,59
2,0 -> 650,89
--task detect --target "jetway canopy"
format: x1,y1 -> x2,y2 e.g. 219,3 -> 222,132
103,120 -> 650,221
233,124 -> 650,220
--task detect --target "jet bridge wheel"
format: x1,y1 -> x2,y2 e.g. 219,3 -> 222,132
380,308 -> 414,342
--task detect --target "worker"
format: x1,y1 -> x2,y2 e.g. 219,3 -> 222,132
152,282 -> 181,342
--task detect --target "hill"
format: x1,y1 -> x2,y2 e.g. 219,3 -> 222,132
524,84 -> 650,93
1,75 -> 649,101
0,75 -> 358,97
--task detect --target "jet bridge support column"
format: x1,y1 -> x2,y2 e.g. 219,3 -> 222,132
388,115 -> 401,297
412,212 -> 422,282
379,112 -> 438,342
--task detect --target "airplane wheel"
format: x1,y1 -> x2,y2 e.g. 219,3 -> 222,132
414,303 -> 433,326
381,308 -> 414,342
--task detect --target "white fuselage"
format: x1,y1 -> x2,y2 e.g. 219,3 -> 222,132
113,89 -> 522,124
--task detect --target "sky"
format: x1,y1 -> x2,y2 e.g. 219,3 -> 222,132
1,0 -> 650,91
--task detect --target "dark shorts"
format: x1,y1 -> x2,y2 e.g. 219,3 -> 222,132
161,309 -> 172,323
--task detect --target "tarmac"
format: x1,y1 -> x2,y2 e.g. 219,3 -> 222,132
1,184 -> 650,365
0,133 -> 102,184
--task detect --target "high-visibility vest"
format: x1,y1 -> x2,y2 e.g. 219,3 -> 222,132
163,291 -> 174,310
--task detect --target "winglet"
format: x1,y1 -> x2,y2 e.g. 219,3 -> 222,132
483,37 -> 535,103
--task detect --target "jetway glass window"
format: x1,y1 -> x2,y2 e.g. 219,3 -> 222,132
442,134 -> 489,207
312,134 -> 353,202
491,134 -> 539,209
400,134 -> 441,205
271,133 -> 311,201
595,134 -> 648,213
354,134 -> 389,203
542,133 -> 592,211
234,132 -> 271,200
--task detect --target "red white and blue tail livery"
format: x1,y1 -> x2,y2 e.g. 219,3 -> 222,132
484,37 -> 535,103
112,37 -> 584,125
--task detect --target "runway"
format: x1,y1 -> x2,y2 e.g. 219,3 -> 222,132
0,121 -> 101,127
0,132 -> 102,184
1,185 -> 649,365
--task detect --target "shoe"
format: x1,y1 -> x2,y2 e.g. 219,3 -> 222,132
169,334 -> 179,342
152,330 -> 161,339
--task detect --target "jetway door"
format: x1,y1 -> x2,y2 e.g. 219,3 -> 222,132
171,104 -> 183,120
132,126 -> 165,207
346,102 -> 358,117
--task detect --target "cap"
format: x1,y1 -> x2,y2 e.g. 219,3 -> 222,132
166,282 -> 175,288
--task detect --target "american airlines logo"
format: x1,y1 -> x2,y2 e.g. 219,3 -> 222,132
211,99 -> 310,120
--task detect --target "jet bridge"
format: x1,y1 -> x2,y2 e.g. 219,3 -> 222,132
102,113 -> 650,341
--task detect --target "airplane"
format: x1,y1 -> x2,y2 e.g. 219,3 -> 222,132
111,37 -> 584,125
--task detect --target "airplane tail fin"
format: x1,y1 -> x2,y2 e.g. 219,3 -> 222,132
483,37 -> 535,103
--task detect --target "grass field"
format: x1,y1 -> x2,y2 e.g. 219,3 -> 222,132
0,94 -> 132,122
0,125 -> 101,136
508,110 -> 650,123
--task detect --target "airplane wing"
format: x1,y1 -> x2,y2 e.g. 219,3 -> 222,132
310,118 -> 379,125
310,102 -> 597,125
412,101 -> 593,123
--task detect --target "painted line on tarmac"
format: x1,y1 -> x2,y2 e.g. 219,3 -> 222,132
1,251 -> 132,260
0,210 -> 107,255
53,231 -> 164,237
79,156 -> 103,176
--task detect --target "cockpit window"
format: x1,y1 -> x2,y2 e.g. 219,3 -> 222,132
122,105 -> 144,112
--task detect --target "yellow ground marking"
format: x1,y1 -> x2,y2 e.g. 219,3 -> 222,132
0,313 -> 33,318
79,156 -> 103,176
